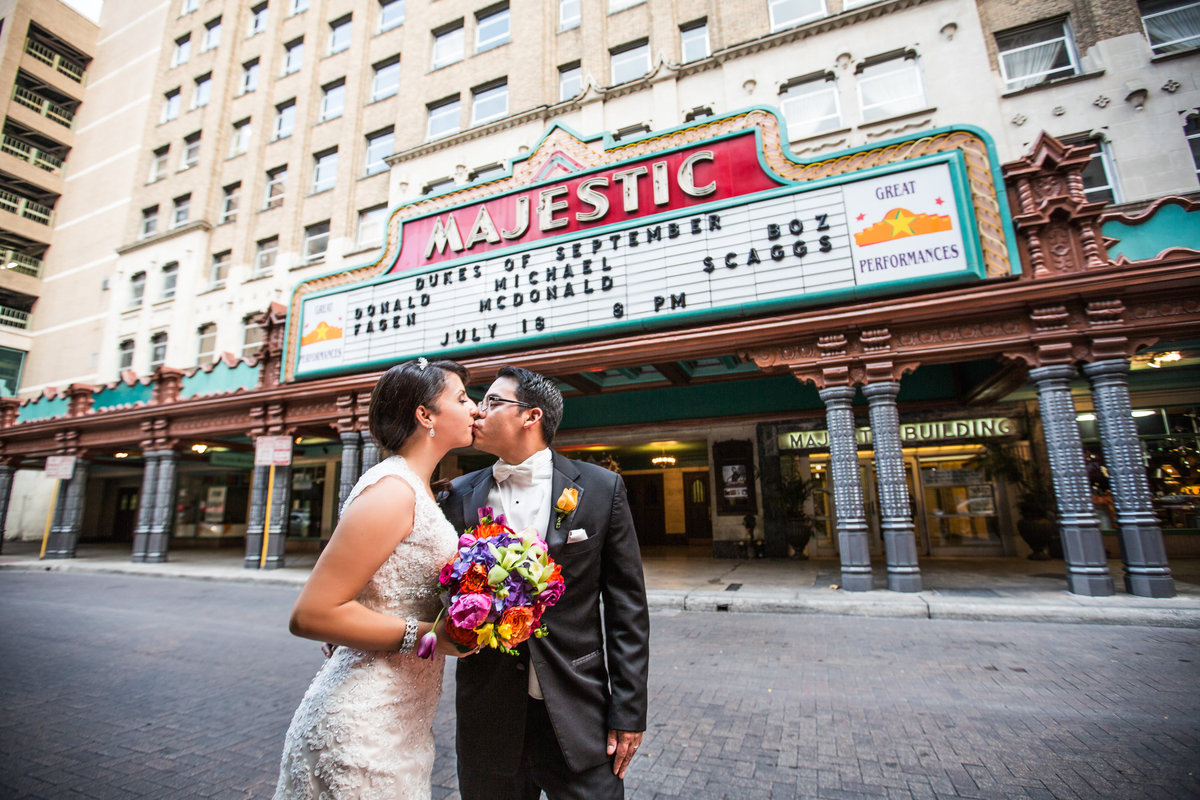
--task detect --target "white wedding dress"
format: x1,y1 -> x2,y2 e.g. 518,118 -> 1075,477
274,456 -> 459,800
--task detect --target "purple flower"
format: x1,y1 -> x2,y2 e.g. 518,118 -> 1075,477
539,580 -> 565,606
449,593 -> 492,630
458,533 -> 476,549
416,631 -> 437,659
478,506 -> 493,523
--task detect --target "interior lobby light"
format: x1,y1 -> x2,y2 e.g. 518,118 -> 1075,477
1076,413 -> 1097,422
1131,409 -> 1157,417
190,443 -> 208,454
114,452 -> 128,459
1147,351 -> 1182,368
652,446 -> 676,467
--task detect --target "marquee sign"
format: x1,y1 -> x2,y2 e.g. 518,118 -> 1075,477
286,111 -> 1016,380
778,417 -> 1021,450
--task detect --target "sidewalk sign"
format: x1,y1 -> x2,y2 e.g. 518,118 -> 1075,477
254,436 -> 292,567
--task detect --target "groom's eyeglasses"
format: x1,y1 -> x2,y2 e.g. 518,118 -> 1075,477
478,394 -> 536,412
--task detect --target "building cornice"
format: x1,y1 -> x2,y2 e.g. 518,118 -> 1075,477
115,220 -> 213,255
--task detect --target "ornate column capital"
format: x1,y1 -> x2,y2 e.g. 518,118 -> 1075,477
66,384 -> 96,417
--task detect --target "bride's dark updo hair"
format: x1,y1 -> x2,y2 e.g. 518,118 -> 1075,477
368,359 -> 469,453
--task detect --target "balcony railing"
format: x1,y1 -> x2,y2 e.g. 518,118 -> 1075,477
0,135 -> 64,174
0,189 -> 53,225
0,305 -> 31,330
0,249 -> 43,278
11,86 -> 75,127
25,39 -> 85,83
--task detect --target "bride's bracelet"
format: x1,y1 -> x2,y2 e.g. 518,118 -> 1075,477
397,617 -> 420,653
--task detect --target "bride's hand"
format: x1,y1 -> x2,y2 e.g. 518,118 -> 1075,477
431,617 -> 481,658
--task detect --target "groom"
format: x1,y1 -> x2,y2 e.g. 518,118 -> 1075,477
441,366 -> 650,800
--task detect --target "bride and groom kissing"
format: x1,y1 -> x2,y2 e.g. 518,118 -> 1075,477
274,361 -> 651,799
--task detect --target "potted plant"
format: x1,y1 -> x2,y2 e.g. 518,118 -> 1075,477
779,476 -> 816,559
977,443 -> 1059,560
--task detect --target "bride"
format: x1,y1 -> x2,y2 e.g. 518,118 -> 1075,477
274,358 -> 478,799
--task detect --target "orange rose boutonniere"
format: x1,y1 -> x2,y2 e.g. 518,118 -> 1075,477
554,488 -> 579,529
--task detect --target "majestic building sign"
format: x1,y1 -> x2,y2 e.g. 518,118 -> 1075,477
777,417 -> 1021,451
286,111 -> 1015,380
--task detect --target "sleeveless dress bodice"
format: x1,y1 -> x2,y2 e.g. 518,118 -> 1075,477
274,456 -> 459,800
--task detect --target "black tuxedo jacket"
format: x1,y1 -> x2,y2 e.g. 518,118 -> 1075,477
441,452 -> 650,773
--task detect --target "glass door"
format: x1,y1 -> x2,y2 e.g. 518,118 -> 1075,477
916,452 -> 1004,555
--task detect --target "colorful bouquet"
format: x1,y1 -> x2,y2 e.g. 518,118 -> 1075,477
418,507 -> 564,657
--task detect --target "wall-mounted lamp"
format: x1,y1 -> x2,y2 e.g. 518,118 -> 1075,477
1124,85 -> 1149,111
114,452 -> 129,459
190,443 -> 208,454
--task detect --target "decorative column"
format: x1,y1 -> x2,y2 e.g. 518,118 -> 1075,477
45,459 -> 89,559
1028,365 -> 1114,596
818,386 -> 873,591
1082,359 -> 1175,597
863,382 -> 922,592
360,433 -> 381,473
130,454 -> 160,562
144,449 -> 178,563
243,463 -> 270,569
0,463 -> 14,555
338,431 -> 361,520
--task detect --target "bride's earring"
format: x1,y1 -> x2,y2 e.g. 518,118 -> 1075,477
428,425 -> 435,438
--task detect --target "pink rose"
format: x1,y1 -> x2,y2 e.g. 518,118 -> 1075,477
439,562 -> 454,586
449,593 -> 492,630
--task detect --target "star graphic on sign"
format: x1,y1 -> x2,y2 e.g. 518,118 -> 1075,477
856,212 -> 865,221
884,209 -> 917,236
935,197 -> 944,206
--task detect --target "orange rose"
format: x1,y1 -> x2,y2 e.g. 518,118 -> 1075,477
459,563 -> 489,594
496,606 -> 534,648
444,620 -> 479,648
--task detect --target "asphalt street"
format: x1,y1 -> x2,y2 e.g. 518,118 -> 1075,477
1,571 -> 1197,800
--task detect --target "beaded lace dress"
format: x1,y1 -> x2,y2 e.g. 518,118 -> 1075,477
274,456 -> 459,800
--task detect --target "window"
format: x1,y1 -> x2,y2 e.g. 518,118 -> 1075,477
559,62 -> 582,100
1186,114 -> 1200,180
241,59 -> 260,94
230,118 -> 251,156
996,20 -> 1079,90
255,237 -> 278,277
192,73 -> 212,108
476,5 -> 510,52
118,339 -> 135,371
129,272 -> 146,307
274,100 -> 296,139
196,323 -> 217,364
424,177 -> 456,195
611,40 -> 649,84
290,0 -> 308,14
162,89 -> 181,122
471,163 -> 505,182
768,0 -> 826,31
182,131 -> 201,168
320,80 -> 346,121
1063,134 -> 1120,204
242,315 -> 265,357
181,0 -> 198,14
380,0 -> 404,31
472,81 -> 508,124
609,0 -> 642,11
172,35 -> 191,66
149,146 -> 169,182
149,332 -> 168,370
432,21 -> 464,68
365,128 -> 394,175
304,221 -> 331,263
283,37 -> 304,74
203,17 -> 222,50
211,250 -> 231,288
781,74 -> 841,139
249,3 -> 268,35
1140,0 -> 1200,55
680,20 -> 709,62
372,57 -> 401,101
265,165 -> 287,208
858,55 -> 925,122
312,148 -> 339,192
161,262 -> 179,298
329,15 -> 352,54
172,195 -> 190,228
140,207 -> 158,239
560,0 -> 580,30
221,183 -> 240,223
357,205 -> 387,247
427,96 -> 461,139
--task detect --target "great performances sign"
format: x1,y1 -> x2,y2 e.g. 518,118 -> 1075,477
291,124 -> 993,379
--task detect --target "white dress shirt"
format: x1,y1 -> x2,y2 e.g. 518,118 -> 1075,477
487,447 -> 554,698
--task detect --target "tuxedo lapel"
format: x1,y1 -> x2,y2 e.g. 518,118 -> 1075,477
546,453 -> 582,555
463,469 -> 494,530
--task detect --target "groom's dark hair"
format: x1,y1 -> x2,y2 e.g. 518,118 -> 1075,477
498,366 -> 563,444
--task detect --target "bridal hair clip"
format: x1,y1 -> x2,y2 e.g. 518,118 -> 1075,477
417,357 -> 429,371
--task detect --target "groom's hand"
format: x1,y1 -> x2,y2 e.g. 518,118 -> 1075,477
607,729 -> 642,778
